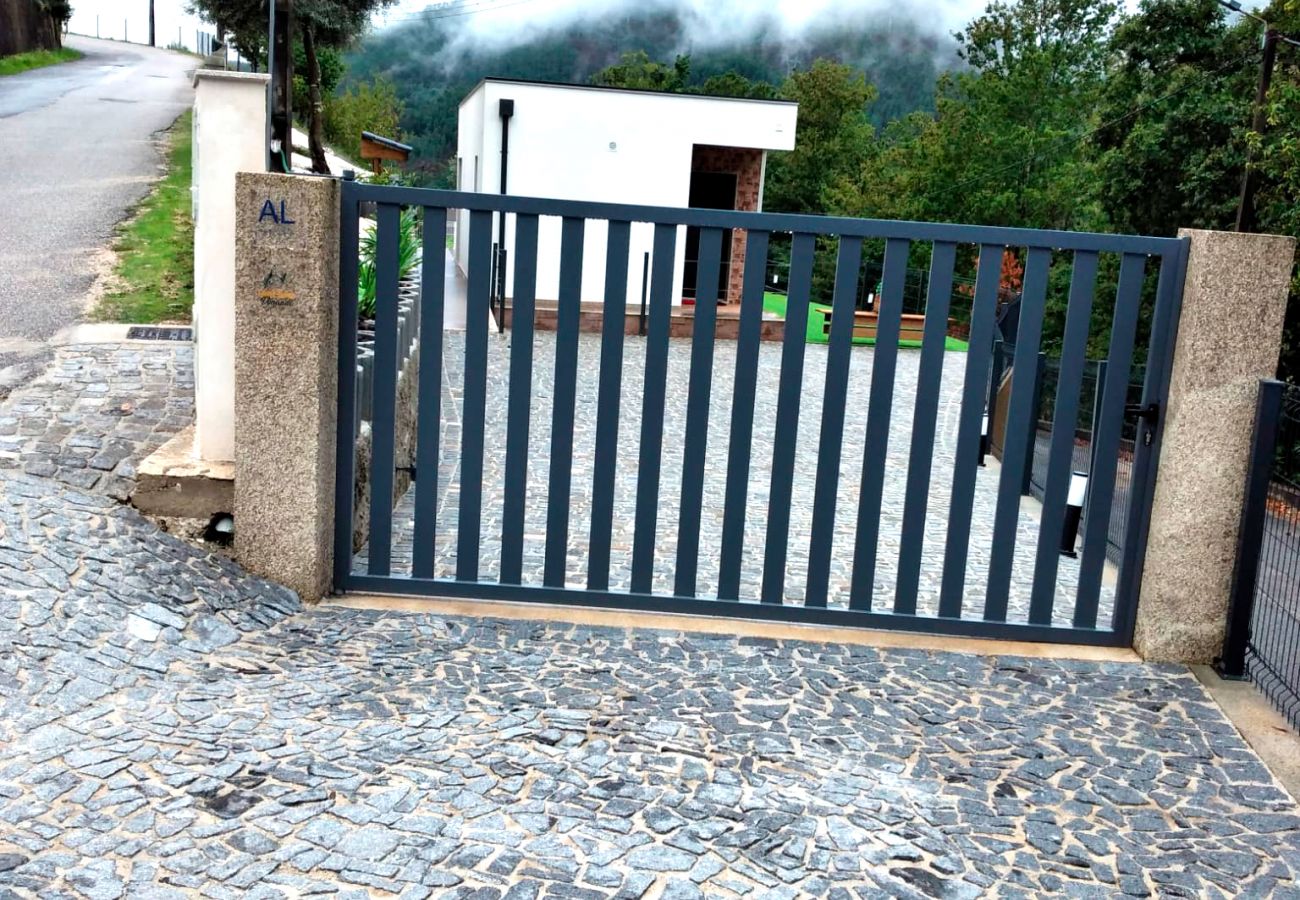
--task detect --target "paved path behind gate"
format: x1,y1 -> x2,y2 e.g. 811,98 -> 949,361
365,332 -> 1114,628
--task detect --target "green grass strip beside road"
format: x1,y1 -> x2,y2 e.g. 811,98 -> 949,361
762,291 -> 968,351
95,110 -> 194,323
0,48 -> 83,77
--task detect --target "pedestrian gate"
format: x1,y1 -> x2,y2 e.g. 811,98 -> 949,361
333,175 -> 1188,647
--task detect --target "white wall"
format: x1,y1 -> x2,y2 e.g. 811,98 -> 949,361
457,80 -> 797,308
454,87 -> 486,283
192,70 -> 269,463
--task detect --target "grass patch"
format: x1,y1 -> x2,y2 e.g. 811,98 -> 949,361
763,291 -> 968,351
95,110 -> 194,323
0,47 -> 82,77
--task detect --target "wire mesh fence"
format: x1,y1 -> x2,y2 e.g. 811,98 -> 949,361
1242,383 -> 1300,732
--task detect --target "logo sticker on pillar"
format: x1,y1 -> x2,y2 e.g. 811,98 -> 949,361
258,197 -> 296,225
259,269 -> 295,307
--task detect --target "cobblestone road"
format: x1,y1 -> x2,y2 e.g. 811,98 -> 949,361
0,343 -> 193,500
4,467 -> 1300,898
367,332 -> 1115,627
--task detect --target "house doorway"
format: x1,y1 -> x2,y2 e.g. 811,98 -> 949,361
683,171 -> 736,304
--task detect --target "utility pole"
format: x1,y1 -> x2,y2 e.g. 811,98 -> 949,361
1235,28 -> 1278,234
148,0 -> 155,46
268,0 -> 294,173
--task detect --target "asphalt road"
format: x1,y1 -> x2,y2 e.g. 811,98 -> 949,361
0,36 -> 194,380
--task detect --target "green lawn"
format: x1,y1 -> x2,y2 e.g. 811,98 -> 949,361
95,110 -> 194,323
762,292 -> 968,351
0,47 -> 82,77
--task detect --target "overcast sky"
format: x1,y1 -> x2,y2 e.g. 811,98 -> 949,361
67,0 -> 1270,57
373,0 -> 993,43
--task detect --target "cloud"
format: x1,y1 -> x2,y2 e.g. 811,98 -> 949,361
374,0 -> 980,53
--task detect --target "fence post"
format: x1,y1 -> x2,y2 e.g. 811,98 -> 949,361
1088,359 -> 1108,479
1135,228 -> 1295,662
639,251 -> 650,337
233,172 -> 340,601
1021,351 -> 1046,495
980,338 -> 1004,467
1217,379 -> 1284,678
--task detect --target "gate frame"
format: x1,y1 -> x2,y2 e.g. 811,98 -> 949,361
330,174 -> 1190,649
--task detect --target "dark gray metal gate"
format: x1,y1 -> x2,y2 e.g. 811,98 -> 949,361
333,174 -> 1188,647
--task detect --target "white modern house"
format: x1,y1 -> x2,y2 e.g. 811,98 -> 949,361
455,78 -> 798,310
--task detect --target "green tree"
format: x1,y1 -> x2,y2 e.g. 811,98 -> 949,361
764,59 -> 876,214
845,0 -> 1117,231
191,0 -> 396,172
1091,0 -> 1254,235
323,75 -> 403,163
591,50 -> 691,91
696,71 -> 780,99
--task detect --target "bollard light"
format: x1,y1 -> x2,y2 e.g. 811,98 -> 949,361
1060,471 -> 1088,557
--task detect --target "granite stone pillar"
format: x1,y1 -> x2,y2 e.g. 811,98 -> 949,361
1134,228 -> 1296,662
233,172 -> 340,601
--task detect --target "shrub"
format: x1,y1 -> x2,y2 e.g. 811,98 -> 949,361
357,207 -> 421,321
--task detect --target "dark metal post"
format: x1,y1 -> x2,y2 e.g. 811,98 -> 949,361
639,251 -> 650,336
268,0 -> 293,174
1088,359 -> 1108,484
1218,379 -> 1284,679
981,338 -> 1004,466
1022,351 -> 1046,495
496,99 -> 514,335
1236,29 -> 1278,234
488,241 -> 499,327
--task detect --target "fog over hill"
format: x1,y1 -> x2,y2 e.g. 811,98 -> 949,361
347,0 -> 962,184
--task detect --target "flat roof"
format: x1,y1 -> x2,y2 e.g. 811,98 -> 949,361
460,77 -> 797,109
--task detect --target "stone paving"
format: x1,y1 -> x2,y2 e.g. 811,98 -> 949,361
365,332 -> 1116,628
0,343 -> 193,501
2,334 -> 1299,898
4,470 -> 1300,898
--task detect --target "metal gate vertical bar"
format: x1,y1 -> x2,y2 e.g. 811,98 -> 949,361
499,213 -> 539,585
333,175 -> 361,587
761,233 -> 817,605
411,207 -> 448,579
630,224 -> 679,594
1028,250 -> 1099,624
938,244 -> 1008,618
1112,239 -> 1190,641
717,230 -> 770,600
543,217 -> 586,588
983,246 -> 1052,620
455,209 -> 493,581
1219,379 -> 1283,678
365,204 -> 402,576
588,221 -> 631,590
849,237 -> 910,610
894,241 -> 958,613
674,227 -> 724,598
1074,253 -> 1145,627
805,236 -> 864,608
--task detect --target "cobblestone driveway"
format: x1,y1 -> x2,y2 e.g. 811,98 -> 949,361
371,332 -> 1114,627
5,466 -> 1300,898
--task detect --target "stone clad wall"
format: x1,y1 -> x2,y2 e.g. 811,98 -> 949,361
690,145 -> 764,307
233,173 -> 339,602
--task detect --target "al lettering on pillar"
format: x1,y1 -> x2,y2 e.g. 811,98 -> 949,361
258,197 -> 296,225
